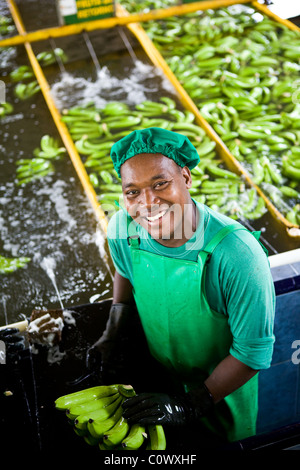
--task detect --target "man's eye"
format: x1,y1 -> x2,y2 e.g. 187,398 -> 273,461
154,181 -> 168,189
126,190 -> 138,196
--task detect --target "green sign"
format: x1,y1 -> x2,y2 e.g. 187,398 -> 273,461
57,0 -> 115,25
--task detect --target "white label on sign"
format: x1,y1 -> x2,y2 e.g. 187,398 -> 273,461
58,0 -> 77,15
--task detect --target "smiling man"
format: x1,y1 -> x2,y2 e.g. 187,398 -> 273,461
88,127 -> 275,447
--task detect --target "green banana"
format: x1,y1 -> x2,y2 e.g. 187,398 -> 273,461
196,140 -> 216,157
62,106 -> 100,121
239,188 -> 257,213
279,186 -> 299,199
36,48 -> 68,66
282,157 -> 300,181
83,432 -> 100,446
170,122 -> 205,137
286,204 -> 300,225
102,415 -> 130,448
88,398 -> 124,439
100,170 -> 113,184
55,384 -> 119,410
66,392 -> 120,421
261,156 -> 283,185
74,395 -> 123,432
10,65 -> 34,82
0,255 -> 31,274
16,160 -> 53,178
251,159 -> 265,185
146,425 -> 166,450
121,423 -> 147,450
15,81 -> 40,100
102,101 -> 130,116
16,169 -> 53,185
99,439 -> 112,450
99,184 -> 122,193
89,173 -> 99,187
206,164 -> 240,180
135,101 -> 168,115
0,102 -> 13,117
243,197 -> 266,220
38,135 -> 66,159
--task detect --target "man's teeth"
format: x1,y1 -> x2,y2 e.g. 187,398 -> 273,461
146,210 -> 167,222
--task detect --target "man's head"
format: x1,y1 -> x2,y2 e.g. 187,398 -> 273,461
110,128 -> 200,246
110,127 -> 200,178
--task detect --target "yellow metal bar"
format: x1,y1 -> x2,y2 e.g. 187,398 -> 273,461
251,0 -> 300,32
120,2 -> 299,233
0,0 -> 250,47
6,0 -> 108,236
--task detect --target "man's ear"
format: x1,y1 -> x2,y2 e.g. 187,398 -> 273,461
181,166 -> 193,189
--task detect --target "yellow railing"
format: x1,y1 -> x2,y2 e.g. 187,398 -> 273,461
0,0 -> 250,47
3,0 -> 300,238
117,1 -> 300,236
6,0 -> 109,236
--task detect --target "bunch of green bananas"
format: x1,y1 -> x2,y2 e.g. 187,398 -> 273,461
10,47 -> 67,102
36,48 -> 68,67
0,102 -> 13,118
141,6 -> 300,225
14,81 -> 41,100
55,384 -> 167,450
15,135 -> 66,185
142,7 -> 258,49
0,14 -> 15,36
119,0 -> 179,14
10,65 -> 34,82
0,254 -> 31,274
61,97 -> 267,222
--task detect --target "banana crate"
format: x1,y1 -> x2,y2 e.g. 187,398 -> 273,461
117,0 -> 300,238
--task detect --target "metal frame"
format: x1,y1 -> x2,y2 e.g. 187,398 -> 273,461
2,0 -> 300,239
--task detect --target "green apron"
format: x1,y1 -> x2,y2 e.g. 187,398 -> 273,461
126,217 -> 261,442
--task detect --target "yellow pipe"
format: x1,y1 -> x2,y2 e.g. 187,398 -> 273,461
6,0 -> 108,235
0,0 -> 250,47
251,0 -> 300,32
121,2 -> 299,233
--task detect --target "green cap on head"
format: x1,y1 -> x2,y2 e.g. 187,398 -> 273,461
110,127 -> 200,177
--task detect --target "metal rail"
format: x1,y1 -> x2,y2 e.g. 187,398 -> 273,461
118,2 -> 300,237
0,0 -> 252,48
6,0 -> 108,234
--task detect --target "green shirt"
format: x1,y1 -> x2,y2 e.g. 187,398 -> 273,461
107,200 -> 276,370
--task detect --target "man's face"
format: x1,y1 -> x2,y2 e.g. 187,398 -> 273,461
120,153 -> 194,246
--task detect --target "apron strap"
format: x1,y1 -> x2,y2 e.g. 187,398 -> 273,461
113,199 -> 141,248
125,213 -> 140,248
201,224 -> 269,265
202,224 -> 246,261
124,206 -> 268,257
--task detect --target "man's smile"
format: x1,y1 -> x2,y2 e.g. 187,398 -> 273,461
144,208 -> 169,224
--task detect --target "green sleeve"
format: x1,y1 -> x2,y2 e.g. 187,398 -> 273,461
107,210 -> 133,282
210,229 -> 276,370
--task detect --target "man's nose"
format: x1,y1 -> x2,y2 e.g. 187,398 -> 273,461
138,189 -> 159,208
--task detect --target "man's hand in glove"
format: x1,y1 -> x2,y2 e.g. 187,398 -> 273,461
122,384 -> 214,426
86,303 -> 131,378
0,328 -> 25,365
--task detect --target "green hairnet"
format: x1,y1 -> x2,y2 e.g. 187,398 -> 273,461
110,127 -> 200,177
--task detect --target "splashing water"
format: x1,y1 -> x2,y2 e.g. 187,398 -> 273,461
40,256 -> 64,309
51,59 -> 174,110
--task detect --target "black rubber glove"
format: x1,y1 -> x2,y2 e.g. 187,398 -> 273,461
0,328 -> 25,365
122,384 -> 214,426
86,303 -> 131,377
